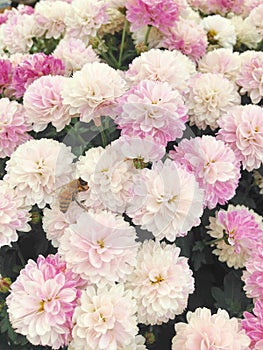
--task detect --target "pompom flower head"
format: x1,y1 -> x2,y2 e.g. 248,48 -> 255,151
172,307 -> 250,349
171,135 -> 241,209
6,254 -> 83,349
217,105 -> 263,171
207,205 -> 263,269
126,240 -> 195,325
242,300 -> 263,350
70,283 -> 138,350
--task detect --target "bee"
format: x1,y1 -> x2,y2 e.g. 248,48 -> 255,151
57,178 -> 89,213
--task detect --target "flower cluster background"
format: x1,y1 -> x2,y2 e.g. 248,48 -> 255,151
0,0 -> 263,349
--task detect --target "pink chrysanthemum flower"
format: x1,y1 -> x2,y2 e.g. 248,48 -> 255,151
206,0 -> 244,15
0,180 -> 31,247
0,59 -> 12,94
207,205 -> 263,269
6,254 -> 83,349
4,138 -> 75,208
70,284 -> 138,350
115,79 -> 188,146
247,4 -> 263,36
11,53 -> 65,99
172,307 -> 250,349
23,75 -> 73,132
126,240 -> 194,325
61,61 -> 126,124
242,300 -> 263,350
0,97 -> 31,158
171,136 -> 241,209
64,0 -> 108,44
126,159 -> 204,241
126,0 -> 180,32
242,244 -> 263,301
58,209 -> 138,286
126,49 -> 196,95
162,18 -> 208,62
236,53 -> 263,104
186,72 -> 240,130
198,48 -> 241,82
217,105 -> 263,171
53,37 -> 99,76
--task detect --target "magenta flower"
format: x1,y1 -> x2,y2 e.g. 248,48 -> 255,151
6,254 -> 83,349
11,53 -> 65,98
0,59 -> 12,94
242,300 -> 263,350
126,0 -> 180,31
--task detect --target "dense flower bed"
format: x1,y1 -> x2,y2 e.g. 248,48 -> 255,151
0,0 -> 262,349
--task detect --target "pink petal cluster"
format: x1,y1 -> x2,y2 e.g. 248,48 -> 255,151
242,244 -> 263,300
172,307 -> 251,349
115,79 -> 188,146
171,135 -> 241,209
217,105 -> 263,171
237,54 -> 263,104
0,97 -> 31,158
126,240 -> 195,325
126,159 -> 204,241
11,53 -> 65,99
0,59 -> 12,93
162,18 -> 208,62
23,75 -> 73,132
6,254 -> 83,349
0,181 -> 31,247
70,284 -> 138,350
207,205 -> 263,268
206,0 -> 244,14
58,209 -> 138,286
126,0 -> 180,31
242,300 -> 263,350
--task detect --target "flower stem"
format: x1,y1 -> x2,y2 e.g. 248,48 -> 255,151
204,237 -> 224,246
118,18 -> 128,69
144,25 -> 152,47
99,125 -> 107,148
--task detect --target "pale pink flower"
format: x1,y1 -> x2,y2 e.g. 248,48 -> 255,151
34,0 -> 71,39
70,284 -> 138,350
171,136 -> 241,209
207,205 -> 263,269
6,254 -> 83,349
53,38 -> 99,76
126,48 -> 196,95
172,307 -> 251,349
0,180 -> 31,247
247,4 -> 263,36
64,0 -> 108,44
58,209 -> 138,286
162,18 -> 208,62
126,159 -> 204,241
126,0 -> 180,32
242,244 -> 263,301
198,48 -> 241,82
237,53 -> 263,104
186,72 -> 240,130
206,0 -> 244,14
0,58 -> 12,93
61,62 -> 126,124
115,79 -> 188,146
4,139 -> 75,208
240,0 -> 263,16
0,97 -> 31,158
11,53 -> 65,99
242,300 -> 263,350
126,240 -> 194,325
202,15 -> 236,49
217,105 -> 263,171
23,75 -> 73,132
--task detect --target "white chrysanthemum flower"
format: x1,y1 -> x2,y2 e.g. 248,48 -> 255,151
230,15 -> 261,49
198,48 -> 241,82
126,240 -> 194,325
58,209 -> 138,286
247,4 -> 263,36
34,0 -> 71,39
61,61 -> 127,124
202,15 -> 236,49
4,139 -> 75,208
186,73 -> 240,130
126,159 -> 204,241
70,284 -> 138,350
126,49 -> 196,95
